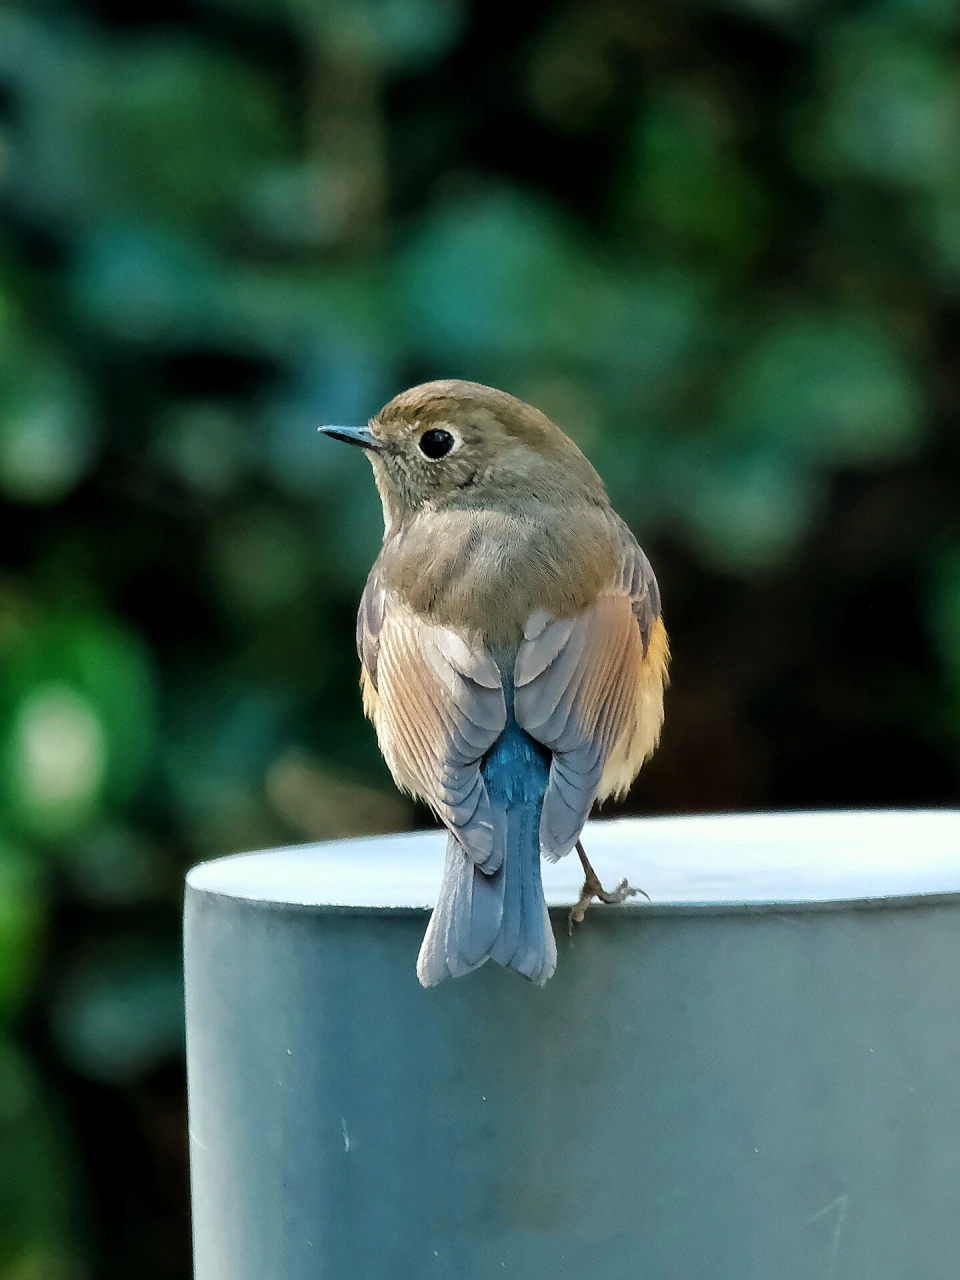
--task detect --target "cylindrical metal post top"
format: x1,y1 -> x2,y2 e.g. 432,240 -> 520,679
184,811 -> 960,1280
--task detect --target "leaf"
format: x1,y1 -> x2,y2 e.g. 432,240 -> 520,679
0,1042 -> 84,1274
83,39 -> 293,237
50,942 -> 184,1083
70,224 -> 225,346
624,98 -> 767,268
0,615 -> 156,840
805,25 -> 960,188
393,184 -> 588,361
0,311 -> 94,506
289,0 -> 466,70
0,850 -> 44,1022
718,311 -> 924,466
670,440 -> 822,573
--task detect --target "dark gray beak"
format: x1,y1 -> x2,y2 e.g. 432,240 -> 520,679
317,424 -> 381,451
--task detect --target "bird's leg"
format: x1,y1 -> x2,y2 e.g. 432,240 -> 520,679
568,840 -> 649,936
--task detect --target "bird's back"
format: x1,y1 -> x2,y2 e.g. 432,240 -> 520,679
376,501 -> 622,647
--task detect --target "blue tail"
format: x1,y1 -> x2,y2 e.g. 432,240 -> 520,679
416,719 -> 557,987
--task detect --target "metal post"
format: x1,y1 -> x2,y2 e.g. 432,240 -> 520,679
184,811 -> 960,1280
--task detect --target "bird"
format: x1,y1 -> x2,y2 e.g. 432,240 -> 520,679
319,380 -> 669,987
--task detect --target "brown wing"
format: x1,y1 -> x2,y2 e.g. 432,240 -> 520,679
514,531 -> 668,861
357,572 -> 507,869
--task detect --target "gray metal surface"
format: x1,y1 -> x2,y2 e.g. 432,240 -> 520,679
185,811 -> 960,1280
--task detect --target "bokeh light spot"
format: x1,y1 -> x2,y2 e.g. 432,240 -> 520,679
13,685 -> 105,821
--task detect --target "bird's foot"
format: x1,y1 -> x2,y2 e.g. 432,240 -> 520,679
567,841 -> 649,936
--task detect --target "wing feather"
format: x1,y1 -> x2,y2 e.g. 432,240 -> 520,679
515,532 -> 668,861
357,573 -> 506,868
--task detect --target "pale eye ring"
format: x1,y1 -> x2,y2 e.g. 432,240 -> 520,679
418,428 -> 455,460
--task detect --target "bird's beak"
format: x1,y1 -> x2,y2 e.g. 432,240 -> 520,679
317,424 -> 381,452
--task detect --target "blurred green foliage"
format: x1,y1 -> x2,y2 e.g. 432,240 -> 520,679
1,0 -> 959,1275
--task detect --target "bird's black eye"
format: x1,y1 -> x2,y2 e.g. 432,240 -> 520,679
418,428 -> 455,460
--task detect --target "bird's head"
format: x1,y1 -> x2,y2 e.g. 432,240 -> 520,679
319,380 -> 605,529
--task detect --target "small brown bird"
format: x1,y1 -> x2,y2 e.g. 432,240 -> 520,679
320,381 -> 669,986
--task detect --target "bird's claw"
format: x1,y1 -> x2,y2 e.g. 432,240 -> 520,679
567,875 -> 649,936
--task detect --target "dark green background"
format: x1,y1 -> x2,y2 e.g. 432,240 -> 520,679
2,0 -> 959,1275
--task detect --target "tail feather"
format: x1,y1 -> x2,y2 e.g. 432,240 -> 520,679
417,723 -> 557,988
416,828 -> 556,987
450,841 -> 503,968
488,816 -> 523,968
518,817 -> 556,985
417,788 -> 560,988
